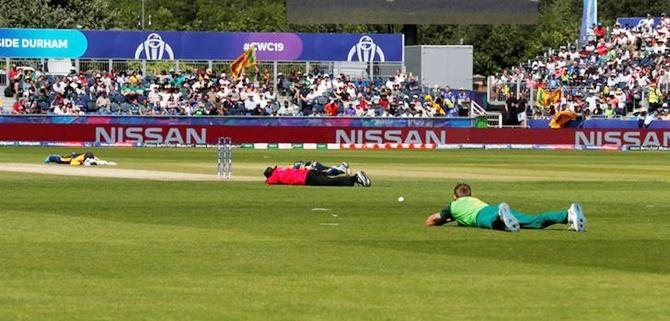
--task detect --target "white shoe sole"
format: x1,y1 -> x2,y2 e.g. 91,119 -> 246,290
356,171 -> 371,187
498,203 -> 520,232
568,203 -> 586,232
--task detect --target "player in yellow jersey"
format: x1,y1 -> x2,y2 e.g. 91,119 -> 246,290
425,183 -> 586,232
44,152 -> 116,166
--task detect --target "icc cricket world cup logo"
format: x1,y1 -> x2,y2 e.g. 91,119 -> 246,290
134,33 -> 175,60
347,36 -> 385,62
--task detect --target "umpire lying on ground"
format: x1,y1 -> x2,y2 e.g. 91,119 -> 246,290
264,165 -> 371,187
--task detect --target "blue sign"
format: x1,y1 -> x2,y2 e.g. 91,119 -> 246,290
616,17 -> 663,28
580,0 -> 597,43
0,28 -> 87,58
0,28 -> 403,62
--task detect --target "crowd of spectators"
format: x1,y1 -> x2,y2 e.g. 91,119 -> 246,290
4,65 -> 474,117
491,13 -> 670,122
8,14 -> 670,123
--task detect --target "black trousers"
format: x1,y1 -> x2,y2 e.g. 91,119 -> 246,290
305,171 -> 356,186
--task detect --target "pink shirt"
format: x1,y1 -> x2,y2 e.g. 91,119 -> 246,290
265,167 -> 309,185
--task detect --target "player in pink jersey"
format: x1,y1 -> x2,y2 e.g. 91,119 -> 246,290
264,165 -> 371,187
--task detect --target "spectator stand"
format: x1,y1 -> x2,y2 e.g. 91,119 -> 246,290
488,14 -> 670,125
1,57 -> 404,114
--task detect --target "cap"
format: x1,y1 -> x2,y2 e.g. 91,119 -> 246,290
263,166 -> 274,178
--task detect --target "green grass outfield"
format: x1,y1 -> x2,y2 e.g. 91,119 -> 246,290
0,147 -> 669,321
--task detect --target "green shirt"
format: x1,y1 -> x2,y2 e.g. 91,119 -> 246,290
440,197 -> 489,226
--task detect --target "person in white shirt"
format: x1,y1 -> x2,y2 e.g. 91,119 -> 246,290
89,82 -> 101,99
158,95 -> 168,110
191,80 -> 204,92
611,23 -> 623,37
216,88 -> 228,101
614,88 -> 627,111
345,83 -> 357,98
385,77 -> 396,89
244,96 -> 256,112
101,76 -> 113,90
264,88 -> 276,102
253,93 -> 267,109
395,69 -> 407,83
316,79 -> 328,95
52,80 -> 65,95
607,75 -> 617,88
637,75 -> 650,88
304,88 -> 318,104
52,104 -> 64,115
585,91 -> 598,112
96,93 -> 112,111
276,100 -> 293,116
334,76 -> 346,90
642,14 -> 655,30
73,81 -> 86,96
654,40 -> 666,54
239,88 -> 250,102
147,88 -> 161,104
585,41 -> 596,52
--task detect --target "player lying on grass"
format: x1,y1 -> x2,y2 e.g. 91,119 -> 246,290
293,160 -> 351,176
44,151 -> 117,166
264,164 -> 371,187
425,183 -> 586,232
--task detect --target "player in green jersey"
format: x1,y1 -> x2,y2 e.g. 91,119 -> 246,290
424,183 -> 586,232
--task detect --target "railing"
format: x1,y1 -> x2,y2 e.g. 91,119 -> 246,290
470,100 -> 502,128
2,57 -> 402,82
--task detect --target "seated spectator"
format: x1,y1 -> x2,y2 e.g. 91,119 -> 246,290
11,99 -> 27,114
324,99 -> 339,116
660,107 -> 670,120
127,99 -> 143,115
96,92 -> 112,113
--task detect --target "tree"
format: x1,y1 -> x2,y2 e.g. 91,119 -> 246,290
0,0 -> 117,29
0,0 -> 64,28
599,0 -> 670,25
523,0 -> 580,63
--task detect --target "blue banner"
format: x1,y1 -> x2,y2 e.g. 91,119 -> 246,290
580,0 -> 597,43
0,29 -> 87,58
616,17 -> 663,28
0,28 -> 403,62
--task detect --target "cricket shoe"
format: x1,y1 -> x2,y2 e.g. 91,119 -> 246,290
567,203 -> 586,232
356,171 -> 372,187
335,162 -> 351,176
497,203 -> 520,232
